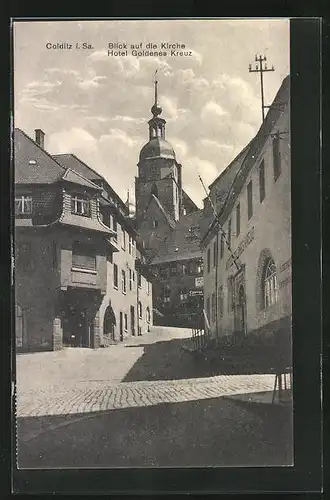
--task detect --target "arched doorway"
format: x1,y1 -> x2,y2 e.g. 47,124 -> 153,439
103,305 -> 116,341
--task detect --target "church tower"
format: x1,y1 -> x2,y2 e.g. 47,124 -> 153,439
135,71 -> 183,225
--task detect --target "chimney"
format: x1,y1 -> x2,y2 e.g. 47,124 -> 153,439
35,129 -> 45,149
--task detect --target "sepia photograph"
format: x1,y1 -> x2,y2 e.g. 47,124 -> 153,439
13,18 -> 293,469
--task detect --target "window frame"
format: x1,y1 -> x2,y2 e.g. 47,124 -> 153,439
71,194 -> 91,217
15,195 -> 32,216
247,180 -> 253,220
259,159 -> 266,203
263,258 -> 278,309
72,241 -> 96,271
272,133 -> 281,181
113,263 -> 118,289
121,269 -> 127,294
236,203 -> 240,237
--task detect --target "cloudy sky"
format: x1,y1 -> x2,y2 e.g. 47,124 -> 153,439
13,19 -> 289,207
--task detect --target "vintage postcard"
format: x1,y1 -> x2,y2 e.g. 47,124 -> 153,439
13,19 -> 293,470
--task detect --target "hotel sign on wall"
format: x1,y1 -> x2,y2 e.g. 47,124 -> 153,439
225,227 -> 255,270
195,276 -> 204,288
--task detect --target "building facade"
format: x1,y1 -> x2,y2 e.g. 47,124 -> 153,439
135,77 -> 204,326
15,128 -> 153,352
201,76 -> 291,342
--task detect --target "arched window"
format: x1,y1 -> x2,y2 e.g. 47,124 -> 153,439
138,301 -> 142,319
263,258 -> 278,308
146,306 -> 150,323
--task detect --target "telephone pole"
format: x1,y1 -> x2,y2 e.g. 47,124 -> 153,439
249,54 -> 275,122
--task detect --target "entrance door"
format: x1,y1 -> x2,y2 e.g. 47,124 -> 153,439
130,306 -> 135,336
63,306 -> 89,347
119,312 -> 123,341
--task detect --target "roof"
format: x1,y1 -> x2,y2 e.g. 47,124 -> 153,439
14,129 -> 66,184
58,211 -> 115,234
182,189 -> 199,212
208,141 -> 252,191
61,168 -> 102,190
150,194 -> 176,229
202,75 -> 290,245
139,137 -> 176,161
54,153 -> 128,212
53,153 -> 103,181
15,129 -> 103,191
150,209 -> 203,264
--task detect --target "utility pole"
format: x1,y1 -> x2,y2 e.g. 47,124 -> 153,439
249,54 -> 275,122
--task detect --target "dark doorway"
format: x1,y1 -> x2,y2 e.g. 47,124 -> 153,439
103,305 -> 116,341
130,306 -> 135,336
119,312 -> 123,342
238,284 -> 246,335
63,306 -> 91,347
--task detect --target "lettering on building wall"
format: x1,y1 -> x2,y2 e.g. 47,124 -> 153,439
280,258 -> 291,273
279,275 -> 292,289
225,227 -> 255,270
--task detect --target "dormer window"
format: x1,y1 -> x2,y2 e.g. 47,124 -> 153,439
71,194 -> 90,217
15,195 -> 32,216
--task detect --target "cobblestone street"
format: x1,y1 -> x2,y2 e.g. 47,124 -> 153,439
16,327 -> 293,468
16,327 -> 275,418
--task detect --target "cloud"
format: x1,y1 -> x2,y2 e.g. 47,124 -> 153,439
201,100 -> 228,119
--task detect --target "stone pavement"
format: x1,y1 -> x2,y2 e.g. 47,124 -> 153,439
15,327 -> 276,418
16,373 -> 275,418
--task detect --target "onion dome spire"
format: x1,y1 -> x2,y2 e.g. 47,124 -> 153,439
151,69 -> 162,117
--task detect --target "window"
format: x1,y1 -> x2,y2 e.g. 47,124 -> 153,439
213,241 -> 217,267
147,280 -> 150,294
52,241 -> 57,269
263,258 -> 278,308
71,194 -> 90,216
207,248 -> 211,273
129,268 -> 133,291
182,263 -> 188,275
128,236 -> 133,255
170,263 -> 177,276
219,285 -> 224,318
113,263 -> 118,288
146,307 -> 151,323
160,265 -> 169,279
247,180 -> 253,220
236,204 -> 240,237
138,301 -> 142,318
259,160 -> 265,202
211,293 -> 216,323
152,220 -> 158,229
72,242 -> 96,271
220,234 -> 224,260
124,313 -> 128,331
15,195 -> 32,215
228,218 -> 232,249
122,228 -> 126,250
272,133 -> 281,181
179,288 -> 188,301
112,217 -> 118,242
16,242 -> 31,270
121,269 -> 126,294
138,272 -> 142,288
163,285 -> 171,303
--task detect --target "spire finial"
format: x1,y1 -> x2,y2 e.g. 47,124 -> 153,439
151,69 -> 162,117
